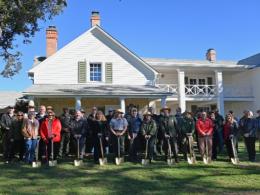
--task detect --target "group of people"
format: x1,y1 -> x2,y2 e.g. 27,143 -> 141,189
0,103 -> 259,165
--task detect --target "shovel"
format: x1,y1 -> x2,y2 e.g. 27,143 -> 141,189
203,135 -> 211,164
141,137 -> 150,165
98,134 -> 107,165
187,134 -> 196,164
49,136 -> 57,167
115,135 -> 124,165
166,137 -> 174,165
74,134 -> 84,166
32,136 -> 42,168
230,135 -> 239,165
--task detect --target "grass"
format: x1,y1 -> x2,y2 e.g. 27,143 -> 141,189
0,142 -> 260,195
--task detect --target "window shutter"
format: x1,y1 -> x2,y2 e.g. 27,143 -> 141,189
105,63 -> 113,83
78,61 -> 87,83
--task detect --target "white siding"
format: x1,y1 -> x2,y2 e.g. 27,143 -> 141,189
32,28 -> 155,85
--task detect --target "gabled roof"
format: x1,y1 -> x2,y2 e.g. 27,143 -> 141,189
143,57 -> 254,70
238,53 -> 260,67
29,25 -> 158,76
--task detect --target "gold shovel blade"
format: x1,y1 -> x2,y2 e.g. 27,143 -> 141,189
141,159 -> 150,165
99,158 -> 107,166
231,158 -> 239,165
115,157 -> 124,165
48,160 -> 57,167
74,159 -> 83,166
32,161 -> 41,168
167,158 -> 174,165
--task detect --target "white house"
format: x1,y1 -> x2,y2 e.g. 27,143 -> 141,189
23,12 -> 260,116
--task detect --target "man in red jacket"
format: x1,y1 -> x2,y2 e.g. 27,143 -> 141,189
196,111 -> 213,161
40,110 -> 61,161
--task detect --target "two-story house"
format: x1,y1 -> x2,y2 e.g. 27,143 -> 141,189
23,12 -> 260,116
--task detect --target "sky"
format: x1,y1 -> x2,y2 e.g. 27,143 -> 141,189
0,0 -> 260,91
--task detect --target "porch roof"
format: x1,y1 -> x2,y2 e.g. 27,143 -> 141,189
23,84 -> 171,98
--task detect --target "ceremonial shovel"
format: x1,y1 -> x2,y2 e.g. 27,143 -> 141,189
141,137 -> 150,165
32,136 -> 42,168
115,135 -> 124,165
74,134 -> 84,166
98,134 -> 107,165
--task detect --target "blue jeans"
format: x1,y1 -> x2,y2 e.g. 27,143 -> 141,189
25,139 -> 37,163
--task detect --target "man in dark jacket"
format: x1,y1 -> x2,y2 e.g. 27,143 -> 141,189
10,111 -> 25,161
0,106 -> 16,163
127,107 -> 142,162
70,110 -> 88,159
240,111 -> 256,162
179,111 -> 195,160
58,107 -> 71,158
159,106 -> 179,163
86,107 -> 97,153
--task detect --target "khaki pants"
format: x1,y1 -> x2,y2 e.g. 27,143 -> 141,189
198,136 -> 212,158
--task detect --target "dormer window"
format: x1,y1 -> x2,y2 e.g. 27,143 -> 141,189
90,63 -> 102,81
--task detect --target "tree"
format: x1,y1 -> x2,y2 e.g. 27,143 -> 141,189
0,0 -> 67,77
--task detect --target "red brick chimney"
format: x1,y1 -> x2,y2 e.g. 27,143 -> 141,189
206,49 -> 216,62
46,26 -> 58,57
90,11 -> 100,27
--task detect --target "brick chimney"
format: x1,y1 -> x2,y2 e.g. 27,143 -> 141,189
46,26 -> 58,57
206,48 -> 216,62
90,11 -> 100,27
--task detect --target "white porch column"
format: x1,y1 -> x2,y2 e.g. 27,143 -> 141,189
215,70 -> 224,115
75,96 -> 82,110
161,96 -> 166,108
177,69 -> 186,112
119,97 -> 126,114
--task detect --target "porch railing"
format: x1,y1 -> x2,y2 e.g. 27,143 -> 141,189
157,84 -> 178,95
157,84 -> 216,96
185,84 -> 216,96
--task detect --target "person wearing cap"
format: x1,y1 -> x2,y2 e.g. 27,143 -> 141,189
22,111 -> 39,163
110,109 -> 128,158
0,105 -> 16,163
58,107 -> 72,158
40,111 -> 62,161
127,107 -> 142,162
159,106 -> 179,163
179,111 -> 195,160
86,106 -> 98,154
196,111 -> 214,161
9,111 -> 25,162
70,110 -> 88,159
141,111 -> 157,162
241,111 -> 256,162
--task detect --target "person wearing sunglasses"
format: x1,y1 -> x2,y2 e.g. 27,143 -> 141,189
40,110 -> 61,162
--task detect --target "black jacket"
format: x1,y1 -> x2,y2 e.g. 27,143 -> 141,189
70,118 -> 88,136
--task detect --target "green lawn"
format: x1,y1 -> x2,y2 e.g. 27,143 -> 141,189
0,143 -> 260,195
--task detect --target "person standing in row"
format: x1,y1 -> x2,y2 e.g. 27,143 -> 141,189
241,111 -> 256,162
0,106 -> 16,163
86,107 -> 98,154
141,111 -> 157,162
22,111 -> 39,164
58,107 -> 71,158
70,110 -> 88,159
40,111 -> 61,161
110,109 -> 128,159
223,113 -> 239,161
179,111 -> 195,160
159,107 -> 179,163
10,111 -> 25,162
127,107 -> 142,162
196,111 -> 213,161
92,111 -> 109,163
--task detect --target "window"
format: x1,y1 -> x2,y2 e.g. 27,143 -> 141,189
90,63 -> 102,81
